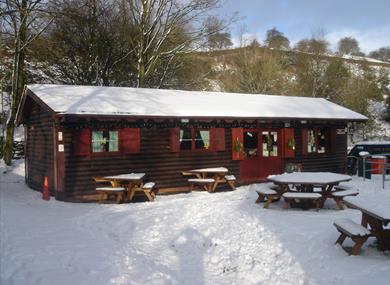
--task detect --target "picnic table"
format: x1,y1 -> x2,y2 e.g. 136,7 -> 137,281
344,194 -> 390,250
102,173 -> 147,201
267,172 -> 352,209
184,167 -> 235,192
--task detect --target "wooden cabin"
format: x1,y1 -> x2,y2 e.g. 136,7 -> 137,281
16,84 -> 367,201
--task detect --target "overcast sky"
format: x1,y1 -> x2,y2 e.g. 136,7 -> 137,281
217,0 -> 390,53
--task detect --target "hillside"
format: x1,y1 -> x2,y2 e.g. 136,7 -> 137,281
1,45 -> 390,143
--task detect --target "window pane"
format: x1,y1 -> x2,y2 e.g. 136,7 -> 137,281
195,130 -> 210,150
262,131 -> 278,157
317,129 -> 326,153
180,129 -> 192,150
108,131 -> 118,152
244,131 -> 258,157
307,129 -> 316,153
92,131 -> 104,152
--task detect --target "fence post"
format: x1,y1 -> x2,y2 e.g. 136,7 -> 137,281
383,157 -> 386,190
363,157 -> 366,181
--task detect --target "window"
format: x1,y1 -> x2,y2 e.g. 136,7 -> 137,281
262,131 -> 278,157
307,128 -> 326,154
244,131 -> 258,157
179,128 -> 210,151
92,130 -> 118,153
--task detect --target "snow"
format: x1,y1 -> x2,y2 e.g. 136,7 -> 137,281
332,190 -> 359,197
103,173 -> 146,180
268,172 -> 352,184
190,167 -> 228,173
24,84 -> 367,121
257,188 -> 277,195
1,161 -> 390,285
344,195 -> 390,221
333,219 -> 371,236
282,192 -> 322,199
354,141 -> 390,146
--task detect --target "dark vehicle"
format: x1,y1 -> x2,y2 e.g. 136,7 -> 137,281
347,141 -> 390,174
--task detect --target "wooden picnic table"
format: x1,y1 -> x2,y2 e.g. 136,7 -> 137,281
267,172 -> 352,208
344,194 -> 390,251
185,167 -> 235,192
103,173 -> 146,201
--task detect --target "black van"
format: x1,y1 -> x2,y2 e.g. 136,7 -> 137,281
347,141 -> 390,174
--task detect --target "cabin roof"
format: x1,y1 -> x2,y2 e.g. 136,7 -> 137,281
21,84 -> 367,121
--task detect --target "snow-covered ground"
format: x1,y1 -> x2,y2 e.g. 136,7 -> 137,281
0,161 -> 389,285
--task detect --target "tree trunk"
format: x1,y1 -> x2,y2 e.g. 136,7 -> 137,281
3,0 -> 28,166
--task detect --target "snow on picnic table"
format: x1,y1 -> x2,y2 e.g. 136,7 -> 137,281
0,162 -> 389,285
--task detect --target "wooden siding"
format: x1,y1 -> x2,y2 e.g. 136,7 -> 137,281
24,100 -> 55,194
285,127 -> 348,173
62,128 -> 240,197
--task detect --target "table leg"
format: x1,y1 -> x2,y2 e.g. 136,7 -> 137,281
364,214 -> 390,250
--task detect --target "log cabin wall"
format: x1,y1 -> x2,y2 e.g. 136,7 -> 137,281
285,126 -> 348,173
24,101 -> 55,193
61,128 -> 240,198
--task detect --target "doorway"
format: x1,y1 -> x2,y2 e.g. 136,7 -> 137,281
240,129 -> 283,181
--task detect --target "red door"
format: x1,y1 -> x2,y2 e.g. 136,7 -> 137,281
240,129 -> 283,181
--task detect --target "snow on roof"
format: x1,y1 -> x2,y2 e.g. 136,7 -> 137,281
25,84 -> 367,121
354,141 -> 390,145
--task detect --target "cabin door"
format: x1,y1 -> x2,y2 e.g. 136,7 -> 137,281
240,129 -> 283,181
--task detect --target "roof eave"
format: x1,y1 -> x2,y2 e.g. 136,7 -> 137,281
57,112 -> 368,122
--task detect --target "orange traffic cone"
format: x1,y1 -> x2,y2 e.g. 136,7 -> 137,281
42,176 -> 50,201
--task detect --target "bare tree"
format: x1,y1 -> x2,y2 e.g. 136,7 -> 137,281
220,47 -> 286,94
337,37 -> 361,56
0,0 -> 52,165
294,35 -> 329,97
43,0 -> 132,86
264,27 -> 289,50
122,0 -> 225,88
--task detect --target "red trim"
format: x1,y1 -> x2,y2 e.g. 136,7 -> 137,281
283,128 -> 295,158
73,129 -> 91,156
120,128 -> 141,154
169,128 -> 180,152
212,128 -> 226,151
231,128 -> 244,160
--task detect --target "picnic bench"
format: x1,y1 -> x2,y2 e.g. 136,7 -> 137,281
267,172 -> 352,209
333,218 -> 371,255
183,167 -> 236,192
343,195 -> 390,252
94,173 -> 158,202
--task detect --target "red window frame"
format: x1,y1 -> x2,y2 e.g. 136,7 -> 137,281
73,128 -> 140,157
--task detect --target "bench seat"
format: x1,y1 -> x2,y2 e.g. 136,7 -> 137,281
333,218 -> 371,255
188,178 -> 215,192
96,187 -> 126,203
224,175 -> 236,190
256,188 -> 281,208
282,192 -> 322,210
282,192 -> 322,199
96,187 -> 125,192
332,189 -> 359,209
334,184 -> 354,191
